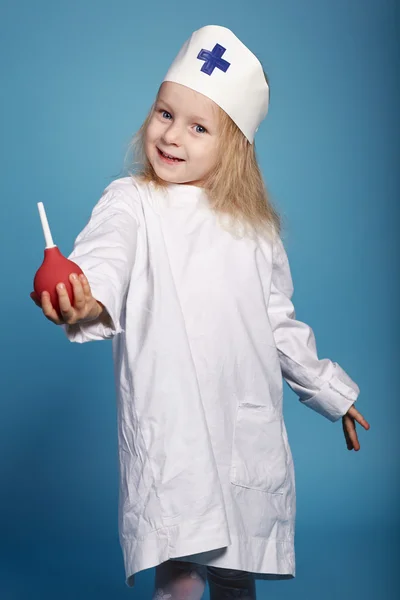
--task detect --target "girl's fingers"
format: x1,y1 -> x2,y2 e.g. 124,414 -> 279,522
57,283 -> 75,321
346,405 -> 370,430
69,273 -> 85,310
79,273 -> 93,301
342,417 -> 354,450
348,425 -> 360,451
343,415 -> 360,451
41,291 -> 63,324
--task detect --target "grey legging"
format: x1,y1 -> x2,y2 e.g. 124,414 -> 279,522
153,559 -> 256,599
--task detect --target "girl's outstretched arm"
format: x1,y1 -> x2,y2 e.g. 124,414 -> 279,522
61,184 -> 139,343
268,236 -> 361,423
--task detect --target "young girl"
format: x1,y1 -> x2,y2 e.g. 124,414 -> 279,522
31,25 -> 369,600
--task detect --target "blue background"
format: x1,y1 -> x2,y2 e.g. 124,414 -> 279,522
1,0 -> 398,598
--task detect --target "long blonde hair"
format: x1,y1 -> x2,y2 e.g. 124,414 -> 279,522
124,73 -> 281,241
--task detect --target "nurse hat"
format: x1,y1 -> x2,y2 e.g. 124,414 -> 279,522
162,25 -> 269,144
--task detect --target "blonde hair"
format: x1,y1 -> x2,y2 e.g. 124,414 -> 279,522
124,72 -> 281,241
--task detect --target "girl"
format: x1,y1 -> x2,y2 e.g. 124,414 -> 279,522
31,25 -> 369,600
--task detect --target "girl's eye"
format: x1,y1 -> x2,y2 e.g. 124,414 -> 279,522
161,110 -> 172,119
195,125 -> 207,134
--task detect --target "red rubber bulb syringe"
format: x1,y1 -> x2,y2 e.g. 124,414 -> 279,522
33,202 -> 84,316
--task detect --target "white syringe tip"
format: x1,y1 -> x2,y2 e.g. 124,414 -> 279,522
37,202 -> 55,248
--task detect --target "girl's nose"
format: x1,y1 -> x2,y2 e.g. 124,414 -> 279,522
162,123 -> 182,145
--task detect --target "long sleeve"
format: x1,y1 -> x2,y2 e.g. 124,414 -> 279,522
267,236 -> 360,422
62,187 -> 139,343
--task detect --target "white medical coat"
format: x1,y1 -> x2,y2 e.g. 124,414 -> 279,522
64,176 -> 359,587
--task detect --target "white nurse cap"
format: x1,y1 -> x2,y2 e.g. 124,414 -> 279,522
162,25 -> 269,144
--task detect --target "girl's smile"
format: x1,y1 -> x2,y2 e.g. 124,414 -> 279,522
156,147 -> 185,164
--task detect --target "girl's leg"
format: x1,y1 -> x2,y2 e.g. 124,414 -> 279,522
206,566 -> 256,600
153,560 -> 207,600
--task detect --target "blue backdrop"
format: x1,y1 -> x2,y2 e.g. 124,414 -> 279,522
0,0 -> 398,598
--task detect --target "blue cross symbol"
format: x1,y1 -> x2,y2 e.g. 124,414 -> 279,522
197,43 -> 231,76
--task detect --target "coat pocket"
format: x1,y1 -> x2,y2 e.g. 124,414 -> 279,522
230,403 -> 288,495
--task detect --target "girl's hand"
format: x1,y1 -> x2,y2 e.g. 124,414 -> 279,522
342,404 -> 370,451
30,273 -> 105,326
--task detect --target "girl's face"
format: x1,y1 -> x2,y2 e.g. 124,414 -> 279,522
144,81 -> 220,187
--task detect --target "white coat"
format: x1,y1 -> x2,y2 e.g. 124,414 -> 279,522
64,176 -> 359,587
